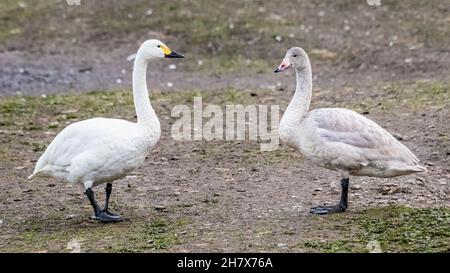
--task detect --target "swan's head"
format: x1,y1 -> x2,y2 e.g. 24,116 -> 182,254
274,47 -> 309,73
137,39 -> 184,62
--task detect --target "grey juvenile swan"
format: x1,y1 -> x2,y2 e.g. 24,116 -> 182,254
274,47 -> 426,214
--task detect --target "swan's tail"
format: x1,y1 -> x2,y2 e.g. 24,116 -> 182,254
411,164 -> 427,173
28,171 -> 40,180
28,168 -> 45,180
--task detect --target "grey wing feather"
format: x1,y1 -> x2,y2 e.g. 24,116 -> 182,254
310,108 -> 421,166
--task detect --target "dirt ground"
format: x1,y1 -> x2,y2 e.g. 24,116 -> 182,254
0,0 -> 449,252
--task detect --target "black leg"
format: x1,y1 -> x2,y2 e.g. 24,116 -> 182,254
84,187 -> 122,223
85,188 -> 101,216
102,183 -> 122,220
104,183 -> 112,212
339,178 -> 349,209
310,178 -> 349,215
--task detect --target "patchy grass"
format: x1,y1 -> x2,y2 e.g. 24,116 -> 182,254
0,85 -> 448,252
1,0 -> 449,74
0,80 -> 446,163
304,206 -> 450,253
330,81 -> 450,112
0,0 -> 56,44
5,216 -> 181,252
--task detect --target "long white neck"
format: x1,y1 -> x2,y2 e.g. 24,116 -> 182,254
132,53 -> 159,130
282,63 -> 312,127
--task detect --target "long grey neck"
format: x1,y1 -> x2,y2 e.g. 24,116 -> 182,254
132,54 -> 159,129
283,64 -> 312,126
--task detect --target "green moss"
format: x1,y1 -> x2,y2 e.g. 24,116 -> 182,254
6,217 -> 180,253
304,206 -> 450,253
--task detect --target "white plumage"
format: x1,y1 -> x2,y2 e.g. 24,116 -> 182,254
29,118 -> 158,187
275,47 -> 426,214
29,39 -> 184,222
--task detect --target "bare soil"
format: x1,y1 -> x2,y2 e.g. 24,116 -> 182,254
0,0 -> 449,252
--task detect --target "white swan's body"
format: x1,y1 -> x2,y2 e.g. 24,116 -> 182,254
29,117 -> 159,187
275,47 -> 425,214
29,40 -> 183,222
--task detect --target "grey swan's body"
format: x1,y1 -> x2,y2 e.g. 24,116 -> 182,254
274,47 -> 426,214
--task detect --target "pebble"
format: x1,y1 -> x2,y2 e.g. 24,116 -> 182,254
145,9 -> 153,16
314,187 -> 323,192
351,184 -> 362,190
393,134 -> 404,141
66,214 -> 76,219
126,53 -> 136,61
154,205 -> 166,211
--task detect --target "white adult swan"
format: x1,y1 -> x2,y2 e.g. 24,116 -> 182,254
28,40 -> 184,222
274,47 -> 426,214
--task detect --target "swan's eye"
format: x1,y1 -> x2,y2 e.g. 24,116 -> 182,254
157,45 -> 161,48
293,54 -> 298,58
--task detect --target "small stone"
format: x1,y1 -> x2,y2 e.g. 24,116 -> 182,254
127,53 -> 136,61
351,184 -> 362,190
0,219 -> 4,225
147,239 -> 154,244
154,205 -> 166,211
237,189 -> 246,192
168,64 -> 176,70
145,9 -> 153,16
277,243 -> 287,248
78,66 -> 92,73
66,214 -> 75,219
61,109 -> 78,114
393,134 -> 404,141
314,187 -> 323,192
